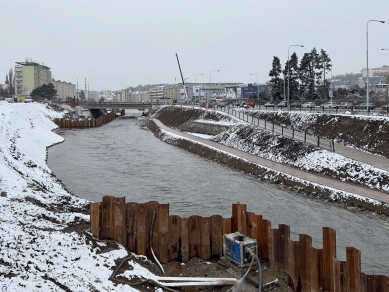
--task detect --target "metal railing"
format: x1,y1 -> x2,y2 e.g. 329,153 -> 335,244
219,107 -> 335,152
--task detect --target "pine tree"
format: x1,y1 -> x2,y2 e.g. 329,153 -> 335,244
79,90 -> 85,100
288,53 -> 300,100
298,48 -> 321,100
318,49 -> 332,99
268,56 -> 284,101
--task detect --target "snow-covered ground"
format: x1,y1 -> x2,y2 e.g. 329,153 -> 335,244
0,102 -> 160,291
151,106 -> 389,209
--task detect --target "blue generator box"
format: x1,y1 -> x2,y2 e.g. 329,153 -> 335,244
223,232 -> 258,267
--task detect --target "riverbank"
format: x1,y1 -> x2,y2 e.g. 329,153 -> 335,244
0,102 -> 275,291
148,106 -> 389,217
0,102 -> 178,291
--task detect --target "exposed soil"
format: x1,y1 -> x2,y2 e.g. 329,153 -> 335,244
251,110 -> 389,158
106,250 -> 292,292
147,106 -> 389,217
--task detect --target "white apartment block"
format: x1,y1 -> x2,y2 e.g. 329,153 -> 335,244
52,79 -> 76,100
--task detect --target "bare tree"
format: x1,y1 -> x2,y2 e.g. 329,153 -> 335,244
8,68 -> 15,95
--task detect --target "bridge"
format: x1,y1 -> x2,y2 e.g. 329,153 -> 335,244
82,102 -> 154,110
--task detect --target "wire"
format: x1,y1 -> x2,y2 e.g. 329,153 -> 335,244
226,253 -> 255,292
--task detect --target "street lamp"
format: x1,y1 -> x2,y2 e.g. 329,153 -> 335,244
209,70 -> 219,83
250,74 -> 259,100
366,20 -> 385,113
195,74 -> 204,84
285,45 -> 304,107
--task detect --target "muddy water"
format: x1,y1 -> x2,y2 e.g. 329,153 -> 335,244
48,113 -> 389,275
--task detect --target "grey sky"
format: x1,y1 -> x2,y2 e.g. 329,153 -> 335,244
2,0 -> 388,90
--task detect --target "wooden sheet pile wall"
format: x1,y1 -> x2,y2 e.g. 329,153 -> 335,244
90,197 -> 389,292
54,109 -> 123,128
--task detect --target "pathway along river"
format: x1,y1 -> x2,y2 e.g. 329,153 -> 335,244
48,112 -> 389,275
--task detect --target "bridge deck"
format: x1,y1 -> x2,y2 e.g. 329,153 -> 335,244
83,102 -> 154,110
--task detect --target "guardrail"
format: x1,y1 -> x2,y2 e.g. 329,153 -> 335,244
256,105 -> 389,116
219,107 -> 335,152
90,196 -> 389,292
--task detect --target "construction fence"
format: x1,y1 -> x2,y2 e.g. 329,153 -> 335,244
53,109 -> 124,128
90,196 -> 389,292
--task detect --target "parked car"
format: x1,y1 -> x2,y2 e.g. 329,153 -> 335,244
240,102 -> 249,109
382,104 -> 389,110
355,103 -> 375,110
321,101 -> 338,108
277,101 -> 287,107
337,102 -> 352,109
264,101 -> 275,107
301,102 -> 316,108
290,101 -> 301,108
25,97 -> 33,103
218,101 -> 228,107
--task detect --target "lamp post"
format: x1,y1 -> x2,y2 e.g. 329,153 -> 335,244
195,74 -> 203,84
209,70 -> 219,83
250,73 -> 259,100
285,45 -> 304,107
366,20 -> 385,113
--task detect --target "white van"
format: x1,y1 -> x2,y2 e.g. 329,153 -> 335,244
4,97 -> 13,103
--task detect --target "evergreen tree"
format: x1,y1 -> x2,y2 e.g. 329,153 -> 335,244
268,56 -> 284,101
298,48 -> 321,100
284,53 -> 301,100
79,90 -> 85,100
31,83 -> 57,99
318,49 -> 332,99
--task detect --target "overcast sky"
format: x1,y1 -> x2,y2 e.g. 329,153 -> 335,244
1,1 -> 388,90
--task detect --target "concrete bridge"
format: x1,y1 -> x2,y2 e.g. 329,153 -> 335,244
83,102 -> 153,110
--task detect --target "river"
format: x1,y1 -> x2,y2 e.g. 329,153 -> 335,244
47,111 -> 389,275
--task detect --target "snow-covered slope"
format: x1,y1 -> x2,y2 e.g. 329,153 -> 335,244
0,102 -> 155,291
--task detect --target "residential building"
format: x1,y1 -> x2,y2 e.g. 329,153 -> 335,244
51,79 -> 76,100
163,84 -> 180,102
149,86 -> 164,102
373,84 -> 388,95
14,61 -> 52,96
360,65 -> 389,76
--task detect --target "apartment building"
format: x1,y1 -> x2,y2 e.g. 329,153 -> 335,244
14,61 -> 52,96
163,84 -> 180,101
51,79 -> 76,100
149,86 -> 164,102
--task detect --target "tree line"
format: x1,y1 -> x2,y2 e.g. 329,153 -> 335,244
268,48 -> 332,101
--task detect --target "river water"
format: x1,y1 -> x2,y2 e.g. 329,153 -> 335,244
47,111 -> 389,275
